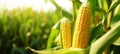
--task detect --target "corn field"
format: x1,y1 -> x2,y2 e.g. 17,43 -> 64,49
0,0 -> 120,54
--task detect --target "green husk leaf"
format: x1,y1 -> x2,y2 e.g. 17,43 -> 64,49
27,47 -> 90,54
89,22 -> 105,45
47,20 -> 60,49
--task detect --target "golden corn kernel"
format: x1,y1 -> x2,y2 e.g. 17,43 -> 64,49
72,2 -> 91,48
61,17 -> 71,49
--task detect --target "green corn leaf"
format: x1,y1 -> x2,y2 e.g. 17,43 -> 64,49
89,22 -> 105,45
108,0 -> 120,13
47,20 -> 61,49
62,10 -> 72,20
111,4 -> 120,27
49,0 -> 60,10
106,0 -> 112,8
89,0 -> 96,21
50,0 -> 72,19
90,21 -> 120,54
112,4 -> 120,46
98,0 -> 104,9
113,38 -> 120,46
27,47 -> 89,54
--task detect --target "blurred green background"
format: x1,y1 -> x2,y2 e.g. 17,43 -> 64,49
0,7 -> 54,54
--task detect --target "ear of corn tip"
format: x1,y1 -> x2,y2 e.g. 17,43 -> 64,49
61,17 -> 70,24
82,2 -> 90,7
60,17 -> 71,49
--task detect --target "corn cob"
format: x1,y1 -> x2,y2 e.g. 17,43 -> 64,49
72,2 -> 91,48
60,17 -> 71,49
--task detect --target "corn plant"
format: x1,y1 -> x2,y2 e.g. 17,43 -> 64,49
28,0 -> 120,54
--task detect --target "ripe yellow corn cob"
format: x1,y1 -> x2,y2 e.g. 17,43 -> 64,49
61,17 -> 71,49
72,2 -> 91,48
